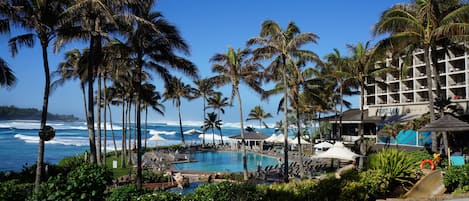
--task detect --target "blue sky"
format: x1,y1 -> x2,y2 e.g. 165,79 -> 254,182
0,0 -> 406,126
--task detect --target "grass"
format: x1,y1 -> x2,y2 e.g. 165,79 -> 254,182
105,155 -> 132,178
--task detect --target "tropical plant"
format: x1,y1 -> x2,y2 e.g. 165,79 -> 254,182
163,77 -> 195,145
246,105 -> 273,129
141,83 -> 164,150
202,112 -> 222,145
367,148 -> 418,191
248,20 -> 320,181
373,0 -> 469,152
5,0 -> 69,192
209,47 -> 262,180
380,123 -> 405,147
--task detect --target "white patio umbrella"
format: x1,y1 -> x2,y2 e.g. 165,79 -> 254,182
149,134 -> 166,141
265,134 -> 278,143
316,141 -> 360,161
273,134 -> 293,143
314,141 -> 333,149
291,137 -> 311,144
183,129 -> 204,135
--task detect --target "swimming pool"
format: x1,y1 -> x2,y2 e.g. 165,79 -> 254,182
173,151 -> 279,172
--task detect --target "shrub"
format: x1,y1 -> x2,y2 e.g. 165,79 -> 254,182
140,170 -> 169,183
407,149 -> 432,165
136,191 -> 183,201
368,148 -> 417,189
443,164 -> 469,193
36,163 -> 112,200
0,179 -> 33,201
192,182 -> 263,201
358,169 -> 390,199
106,184 -> 150,201
57,154 -> 86,170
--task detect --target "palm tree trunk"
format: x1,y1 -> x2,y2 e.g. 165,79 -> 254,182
178,103 -> 185,145
212,127 -> 215,145
97,73 -> 102,165
339,84 -> 344,140
81,83 -> 88,118
136,62 -> 143,189
108,104 -> 117,158
282,62 -> 289,183
202,96 -> 206,145
87,36 -> 97,164
127,100 -> 132,165
358,84 -> 366,169
144,106 -> 148,150
296,95 -> 304,178
424,48 -> 438,152
35,43 -> 51,193
103,77 -> 107,165
121,99 -> 126,168
236,88 -> 248,181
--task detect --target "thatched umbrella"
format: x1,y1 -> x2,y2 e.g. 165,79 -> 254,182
419,114 -> 469,165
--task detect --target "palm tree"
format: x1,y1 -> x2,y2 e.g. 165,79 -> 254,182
247,20 -> 320,182
57,0 -> 125,164
163,77 -> 195,145
209,47 -> 262,181
246,105 -> 272,129
373,0 -> 469,152
207,92 -> 230,145
5,0 -> 68,191
324,48 -> 356,139
346,41 -> 384,169
202,112 -> 222,145
0,58 -> 15,89
381,123 -> 405,148
141,83 -> 165,150
193,79 -> 215,145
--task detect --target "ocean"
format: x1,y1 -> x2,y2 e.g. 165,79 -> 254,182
0,120 -> 277,172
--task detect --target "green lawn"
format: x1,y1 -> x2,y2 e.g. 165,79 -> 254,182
105,156 -> 132,178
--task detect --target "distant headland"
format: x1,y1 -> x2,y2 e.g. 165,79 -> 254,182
0,105 -> 81,122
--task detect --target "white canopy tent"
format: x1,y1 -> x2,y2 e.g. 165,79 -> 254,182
314,141 -> 333,149
265,134 -> 278,143
316,142 -> 360,161
291,137 -> 311,144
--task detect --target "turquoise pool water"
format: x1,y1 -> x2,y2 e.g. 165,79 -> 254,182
173,151 -> 279,172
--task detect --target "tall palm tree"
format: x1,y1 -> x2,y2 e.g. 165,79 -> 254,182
246,105 -> 272,129
202,112 -> 222,145
347,41 -> 385,169
207,92 -> 230,145
209,47 -> 262,181
373,0 -> 469,152
247,20 -> 320,182
163,77 -> 195,145
5,0 -> 68,191
0,58 -> 15,89
324,48 -> 356,139
193,79 -> 215,145
125,1 -> 198,187
141,83 -> 164,150
57,0 -> 125,164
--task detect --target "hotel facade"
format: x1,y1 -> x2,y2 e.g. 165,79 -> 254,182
364,46 -> 469,119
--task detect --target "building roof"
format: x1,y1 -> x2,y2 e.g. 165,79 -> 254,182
229,132 -> 269,141
321,109 -> 383,123
420,114 -> 469,132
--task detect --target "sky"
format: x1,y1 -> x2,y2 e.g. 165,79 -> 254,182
0,0 -> 407,126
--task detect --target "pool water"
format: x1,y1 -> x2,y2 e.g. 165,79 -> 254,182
173,151 -> 278,172
167,181 -> 206,195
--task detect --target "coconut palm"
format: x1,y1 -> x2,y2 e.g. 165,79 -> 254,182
247,20 -> 320,182
193,79 -> 215,145
163,77 -> 195,145
373,0 -> 469,152
207,92 -> 230,145
141,83 -> 165,150
381,123 -> 405,147
202,112 -> 222,145
347,41 -> 385,169
246,105 -> 272,129
209,47 -> 262,181
0,58 -> 15,89
5,0 -> 69,191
